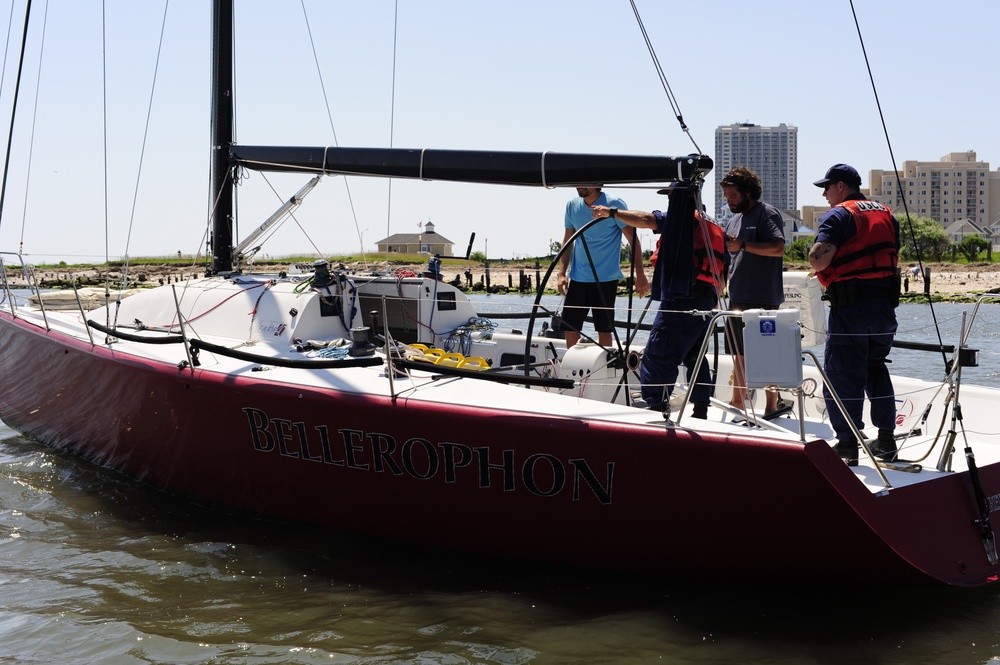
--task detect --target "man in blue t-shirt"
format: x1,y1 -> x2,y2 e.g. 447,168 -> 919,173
556,187 -> 648,348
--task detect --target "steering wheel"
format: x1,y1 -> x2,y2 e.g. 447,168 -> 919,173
522,217 -> 649,405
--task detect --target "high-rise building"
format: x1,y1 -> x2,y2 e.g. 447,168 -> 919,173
714,123 -> 797,223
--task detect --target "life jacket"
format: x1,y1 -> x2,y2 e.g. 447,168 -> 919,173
650,212 -> 725,294
816,199 -> 897,288
693,215 -> 726,293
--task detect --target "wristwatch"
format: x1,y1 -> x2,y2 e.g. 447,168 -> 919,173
608,207 -> 618,219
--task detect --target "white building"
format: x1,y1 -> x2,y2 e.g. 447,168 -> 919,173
374,221 -> 454,256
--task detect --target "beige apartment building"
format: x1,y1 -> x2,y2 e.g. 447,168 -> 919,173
867,151 -> 1000,233
797,152 -> 1000,248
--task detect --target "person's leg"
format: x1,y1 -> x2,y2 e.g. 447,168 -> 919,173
683,315 -> 714,419
561,282 -> 588,349
724,312 -> 749,409
823,303 -> 869,443
764,387 -> 781,413
865,297 -> 899,461
592,281 -> 619,349
865,298 -> 898,431
639,306 -> 685,411
729,354 -> 748,408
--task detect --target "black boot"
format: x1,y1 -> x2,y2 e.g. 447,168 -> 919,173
691,403 -> 709,420
870,429 -> 898,463
833,441 -> 859,467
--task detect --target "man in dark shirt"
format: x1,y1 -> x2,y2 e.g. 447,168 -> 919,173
720,166 -> 786,415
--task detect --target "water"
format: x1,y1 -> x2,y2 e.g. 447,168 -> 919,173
471,295 -> 1000,389
4,301 -> 1000,663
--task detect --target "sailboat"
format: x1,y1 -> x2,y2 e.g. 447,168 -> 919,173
2,0 -> 1000,587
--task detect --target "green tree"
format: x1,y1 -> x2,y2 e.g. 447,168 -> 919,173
784,236 -> 814,262
897,215 -> 950,262
956,235 -> 989,263
469,251 -> 487,263
548,239 -> 562,255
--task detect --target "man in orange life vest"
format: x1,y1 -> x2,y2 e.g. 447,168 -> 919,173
808,164 -> 901,466
593,188 -> 726,419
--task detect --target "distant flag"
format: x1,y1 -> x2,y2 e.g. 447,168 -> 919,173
418,221 -> 423,228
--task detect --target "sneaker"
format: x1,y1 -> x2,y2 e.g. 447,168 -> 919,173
833,441 -> 859,467
869,429 -> 898,463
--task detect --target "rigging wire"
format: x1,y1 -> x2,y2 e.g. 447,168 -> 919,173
299,0 -> 369,269
626,2 -> 731,407
101,0 -> 111,326
0,0 -> 16,150
101,0 -> 108,285
848,0 -> 948,370
383,0 -> 399,270
0,2 -> 13,82
101,0 -> 111,325
108,0 -> 170,328
255,171 -> 325,258
628,0 -> 701,155
12,0 -> 44,255
0,0 -> 30,242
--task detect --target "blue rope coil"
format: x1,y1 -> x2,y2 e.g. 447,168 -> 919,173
443,317 -> 497,355
315,345 -> 351,359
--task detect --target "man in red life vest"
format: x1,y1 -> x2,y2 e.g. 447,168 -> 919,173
808,164 -> 901,466
593,189 -> 726,419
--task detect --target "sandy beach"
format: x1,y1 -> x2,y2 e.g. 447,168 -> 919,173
6,260 -> 1000,298
898,267 -> 1000,295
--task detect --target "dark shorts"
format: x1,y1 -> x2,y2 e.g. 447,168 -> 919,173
562,280 -> 619,333
724,300 -> 780,355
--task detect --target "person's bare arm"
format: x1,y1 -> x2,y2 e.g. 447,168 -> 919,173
591,205 -> 657,229
622,226 -> 650,298
740,237 -> 786,257
556,226 -> 575,295
808,240 -> 837,272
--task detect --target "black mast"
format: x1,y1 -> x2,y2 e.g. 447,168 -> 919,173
209,0 -> 234,274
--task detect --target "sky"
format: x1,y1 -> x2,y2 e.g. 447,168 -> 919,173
0,0 -> 998,264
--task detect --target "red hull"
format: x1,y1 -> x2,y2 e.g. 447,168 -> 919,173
2,312 -> 999,586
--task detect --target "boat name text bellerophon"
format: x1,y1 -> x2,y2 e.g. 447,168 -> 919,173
242,407 -> 614,505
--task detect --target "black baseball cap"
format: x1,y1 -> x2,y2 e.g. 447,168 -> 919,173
813,164 -> 862,188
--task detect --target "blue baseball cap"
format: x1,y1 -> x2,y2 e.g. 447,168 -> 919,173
813,164 -> 862,188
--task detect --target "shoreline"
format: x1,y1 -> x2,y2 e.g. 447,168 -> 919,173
6,261 -> 1000,300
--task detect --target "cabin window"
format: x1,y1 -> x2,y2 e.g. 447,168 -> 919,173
436,292 -> 456,311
